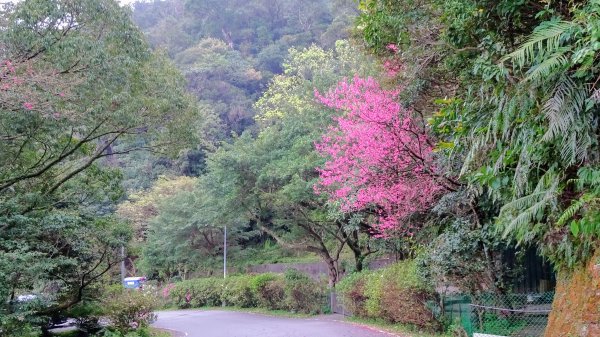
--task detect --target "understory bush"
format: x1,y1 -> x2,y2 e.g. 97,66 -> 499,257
221,275 -> 257,307
167,270 -> 325,314
102,286 -> 158,332
100,327 -> 170,337
250,273 -> 286,310
283,269 -> 326,314
337,260 -> 441,331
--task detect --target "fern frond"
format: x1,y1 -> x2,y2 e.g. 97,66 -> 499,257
500,21 -> 578,68
524,49 -> 570,82
556,194 -> 592,226
577,167 -> 600,188
513,143 -> 533,197
499,170 -> 561,240
500,189 -> 556,240
541,78 -> 590,166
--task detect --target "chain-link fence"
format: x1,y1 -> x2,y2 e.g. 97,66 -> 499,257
439,294 -> 472,330
468,292 -> 554,337
330,290 -> 553,337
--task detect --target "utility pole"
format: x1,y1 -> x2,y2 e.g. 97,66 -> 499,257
120,245 -> 126,283
223,225 -> 227,279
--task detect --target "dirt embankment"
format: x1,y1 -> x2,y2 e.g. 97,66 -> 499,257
545,250 -> 600,337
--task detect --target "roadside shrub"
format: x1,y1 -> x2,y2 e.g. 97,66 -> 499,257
169,278 -> 221,308
221,275 -> 257,307
337,260 -> 441,331
250,273 -> 286,310
336,272 -> 369,317
189,278 -> 222,307
102,286 -> 158,332
283,269 -> 325,314
166,271 -> 326,313
67,301 -> 103,333
379,283 -> 440,330
363,271 -> 383,318
0,318 -> 40,337
101,327 -> 170,337
169,281 -> 191,308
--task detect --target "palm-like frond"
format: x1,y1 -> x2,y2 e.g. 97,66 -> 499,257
557,167 -> 600,225
524,49 -> 570,83
500,21 -> 578,68
541,77 -> 591,165
499,170 -> 560,241
556,194 -> 592,226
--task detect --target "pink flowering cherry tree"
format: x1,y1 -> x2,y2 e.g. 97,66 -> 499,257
315,76 -> 445,236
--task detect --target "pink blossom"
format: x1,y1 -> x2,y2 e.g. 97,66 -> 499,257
23,102 -> 34,110
315,76 -> 444,236
386,44 -> 399,53
383,59 -> 403,78
162,283 -> 176,298
2,60 -> 15,73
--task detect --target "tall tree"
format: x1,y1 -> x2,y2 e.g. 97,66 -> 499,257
0,0 -> 203,332
315,76 -> 450,235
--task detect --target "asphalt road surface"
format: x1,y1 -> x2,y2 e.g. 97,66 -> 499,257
153,310 -> 394,337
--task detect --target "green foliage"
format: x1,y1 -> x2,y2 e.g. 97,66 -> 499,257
139,41 -> 378,283
251,274 -> 287,310
360,0 -> 600,272
417,217 -> 514,295
283,269 -> 326,314
1,0 -> 203,330
131,0 -> 359,135
0,318 -> 40,337
168,271 -> 326,314
478,313 -> 526,336
101,286 -> 159,333
336,272 -> 370,317
337,260 -> 440,330
221,275 -> 258,307
100,327 -> 170,337
67,301 -> 104,333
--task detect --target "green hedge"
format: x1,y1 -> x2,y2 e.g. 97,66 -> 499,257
337,260 -> 441,331
167,270 -> 326,314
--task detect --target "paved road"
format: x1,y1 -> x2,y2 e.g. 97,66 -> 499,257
153,310 -> 394,337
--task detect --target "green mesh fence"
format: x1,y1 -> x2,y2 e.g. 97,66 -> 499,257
468,292 -> 554,337
439,294 -> 472,330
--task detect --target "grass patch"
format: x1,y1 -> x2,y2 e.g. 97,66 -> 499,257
150,327 -> 177,337
345,316 -> 451,337
50,328 -> 172,337
185,306 -> 315,318
49,331 -> 81,337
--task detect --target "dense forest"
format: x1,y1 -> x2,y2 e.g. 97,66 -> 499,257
1,0 -> 599,336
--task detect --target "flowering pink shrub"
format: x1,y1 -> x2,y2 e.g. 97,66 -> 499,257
386,44 -> 399,53
315,76 -> 443,235
162,283 -> 176,299
102,286 -> 158,332
1,58 -> 72,118
382,59 -> 403,78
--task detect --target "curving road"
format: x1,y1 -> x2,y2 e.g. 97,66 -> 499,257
153,310 -> 395,337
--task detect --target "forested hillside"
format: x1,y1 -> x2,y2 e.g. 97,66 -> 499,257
1,0 -> 598,336
132,0 -> 358,135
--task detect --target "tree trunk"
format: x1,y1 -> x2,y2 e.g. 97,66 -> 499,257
323,255 -> 339,287
355,254 -> 364,272
544,249 -> 600,337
